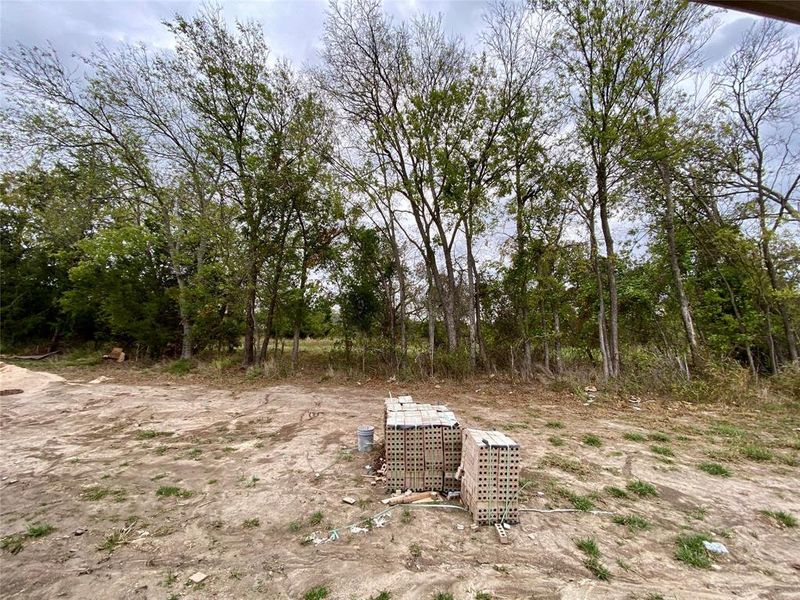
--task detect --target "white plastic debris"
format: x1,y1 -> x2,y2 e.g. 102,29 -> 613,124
703,541 -> 729,555
349,525 -> 369,534
189,572 -> 208,584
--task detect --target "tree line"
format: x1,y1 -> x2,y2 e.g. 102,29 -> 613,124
1,0 -> 798,381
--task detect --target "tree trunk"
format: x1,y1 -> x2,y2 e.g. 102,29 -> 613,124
589,211 -> 611,382
243,254 -> 258,366
597,160 -> 620,377
554,310 -> 562,375
660,163 -> 702,370
291,253 -> 308,370
428,269 -> 435,377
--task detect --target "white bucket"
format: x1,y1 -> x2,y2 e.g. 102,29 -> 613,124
357,425 -> 375,452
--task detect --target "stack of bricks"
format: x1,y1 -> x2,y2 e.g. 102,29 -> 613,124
459,428 -> 521,525
383,397 -> 461,493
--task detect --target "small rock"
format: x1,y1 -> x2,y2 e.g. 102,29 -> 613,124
456,524 -> 464,530
73,528 -> 86,536
342,496 -> 357,505
470,524 -> 480,531
528,533 -> 536,541
188,572 -> 208,584
703,541 -> 729,555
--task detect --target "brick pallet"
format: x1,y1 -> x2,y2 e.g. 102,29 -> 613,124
459,428 -> 520,525
383,398 -> 461,493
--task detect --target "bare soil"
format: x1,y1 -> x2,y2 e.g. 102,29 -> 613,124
1,361 -> 798,599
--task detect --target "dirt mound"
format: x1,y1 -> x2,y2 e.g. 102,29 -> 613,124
0,361 -> 65,396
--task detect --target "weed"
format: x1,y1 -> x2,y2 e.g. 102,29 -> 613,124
582,434 -> 603,447
289,521 -> 302,532
709,423 -> 746,438
740,445 -> 772,462
475,593 -> 492,600
409,542 -> 421,558
401,508 -> 413,524
605,486 -> 629,499
338,448 -> 354,462
25,523 -> 55,538
163,571 -> 178,586
186,448 -> 203,460
698,462 -> 730,477
675,532 -> 712,568
583,556 -> 611,581
81,486 -> 126,502
548,435 -> 565,447
623,432 -> 646,442
575,537 -> 599,557
207,479 -> 218,485
309,511 -> 324,526
304,586 -> 330,600
545,421 -> 564,429
569,494 -> 594,511
761,510 -> 797,528
242,475 -> 260,488
155,486 -> 193,498
433,594 -> 454,600
616,558 -> 631,572
612,514 -> 650,532
644,594 -> 666,600
99,531 -> 124,553
648,432 -> 670,443
626,480 -> 658,498
223,446 -> 236,453
650,445 -> 674,457
154,445 -> 169,455
0,534 -> 24,554
242,518 -> 260,528
166,359 -> 192,375
229,569 -> 243,580
368,593 -> 391,600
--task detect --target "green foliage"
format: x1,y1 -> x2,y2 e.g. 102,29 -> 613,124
761,510 -> 796,528
575,537 -> 599,557
303,586 -> 329,600
650,445 -> 674,457
626,480 -> 658,498
582,434 -> 603,447
155,486 -> 193,498
612,514 -> 650,532
25,523 -> 55,538
623,432 -> 646,442
674,533 -> 712,568
698,462 -> 730,477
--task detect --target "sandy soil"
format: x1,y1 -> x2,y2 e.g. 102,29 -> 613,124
0,361 -> 798,600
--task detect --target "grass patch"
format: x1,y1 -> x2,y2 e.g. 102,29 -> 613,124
568,493 -> 594,511
136,429 -> 173,440
612,514 -> 650,532
309,511 -> 324,526
650,445 -> 674,457
367,593 -> 391,600
626,479 -> 658,498
539,454 -> 587,475
433,594 -> 454,600
242,518 -> 260,528
545,421 -> 564,429
583,556 -> 611,581
623,432 -> 646,442
81,486 -> 126,502
166,359 -> 192,375
155,486 -> 193,498
303,586 -> 329,600
548,435 -> 565,447
0,534 -> 24,554
761,510 -> 797,528
289,521 -> 302,532
582,434 -> 603,447
99,531 -> 124,553
25,523 -> 55,538
709,423 -> 746,438
740,444 -> 773,462
575,537 -> 599,557
186,448 -> 203,460
409,542 -> 421,558
401,508 -> 413,524
475,593 -> 492,600
698,462 -> 730,477
648,432 -> 670,443
605,486 -> 629,499
674,532 -> 712,568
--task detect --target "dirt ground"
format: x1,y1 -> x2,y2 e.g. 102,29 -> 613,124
0,361 -> 798,600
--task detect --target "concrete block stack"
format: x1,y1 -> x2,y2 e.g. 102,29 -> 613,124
383,397 -> 461,493
459,428 -> 521,525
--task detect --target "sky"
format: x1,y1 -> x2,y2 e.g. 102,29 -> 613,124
0,0 -> 768,71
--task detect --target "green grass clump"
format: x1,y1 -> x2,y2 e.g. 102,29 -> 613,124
136,429 -> 172,440
304,586 -> 329,600
155,486 -> 193,498
0,534 -> 24,554
575,537 -> 599,557
166,359 -> 192,375
761,510 -> 797,528
539,454 -> 586,475
674,533 -> 712,568
648,432 -> 670,443
740,445 -> 772,462
698,462 -> 730,477
623,432 -> 646,442
605,486 -> 629,499
25,523 -> 55,538
309,511 -> 324,526
612,514 -> 650,532
569,494 -> 594,511
582,434 -> 603,447
627,480 -> 658,498
289,520 -> 302,532
367,593 -> 391,600
99,531 -> 124,553
242,518 -> 260,528
475,593 -> 492,600
709,423 -> 746,438
81,486 -> 126,502
433,594 -> 454,600
650,445 -> 674,457
545,421 -> 564,429
548,435 -> 565,447
583,556 -> 611,581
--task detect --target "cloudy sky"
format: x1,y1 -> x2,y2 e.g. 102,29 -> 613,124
0,0 -> 769,71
